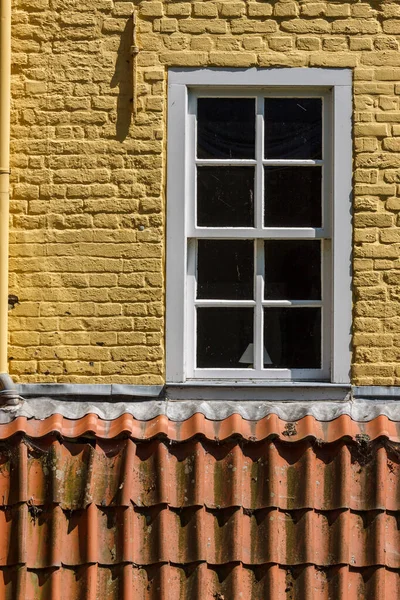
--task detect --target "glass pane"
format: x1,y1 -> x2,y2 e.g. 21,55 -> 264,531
264,98 -> 322,159
197,240 -> 254,300
197,98 -> 255,159
264,241 -> 321,300
264,166 -> 321,227
263,308 -> 321,369
197,166 -> 254,227
197,308 -> 253,368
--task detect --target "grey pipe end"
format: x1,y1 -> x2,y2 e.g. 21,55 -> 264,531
0,373 -> 21,406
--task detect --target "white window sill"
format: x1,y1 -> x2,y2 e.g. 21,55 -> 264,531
166,381 -> 351,402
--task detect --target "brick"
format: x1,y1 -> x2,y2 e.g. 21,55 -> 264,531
383,20 -> 400,34
166,3 -> 191,17
281,18 -> 330,33
268,37 -> 293,52
192,3 -> 218,17
383,138 -> 400,152
354,123 -> 388,137
219,3 -> 244,18
300,3 -> 326,17
332,19 -> 379,34
247,3 -> 273,17
296,36 -> 320,51
326,4 -> 350,17
350,38 -> 373,51
209,52 -> 257,67
140,2 -> 163,17
273,2 -> 298,17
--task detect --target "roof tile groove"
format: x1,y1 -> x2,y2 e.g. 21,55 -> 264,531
0,415 -> 399,598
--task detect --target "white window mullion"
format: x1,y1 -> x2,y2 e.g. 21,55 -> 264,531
322,239 -> 332,379
253,95 -> 265,372
187,239 -> 197,379
254,239 -> 264,371
255,94 -> 264,230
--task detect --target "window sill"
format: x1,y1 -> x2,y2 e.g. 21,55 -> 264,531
166,381 -> 351,402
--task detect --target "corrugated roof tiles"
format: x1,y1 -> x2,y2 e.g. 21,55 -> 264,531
0,414 -> 399,599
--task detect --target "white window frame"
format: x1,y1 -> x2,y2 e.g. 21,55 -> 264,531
166,68 -> 352,385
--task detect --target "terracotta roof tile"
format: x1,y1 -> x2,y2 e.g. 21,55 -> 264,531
0,415 -> 399,598
0,412 -> 400,441
1,564 -> 400,600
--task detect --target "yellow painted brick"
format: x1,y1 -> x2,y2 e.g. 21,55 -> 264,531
383,138 -> 400,152
268,37 -> 293,52
140,2 -> 163,17
296,36 -> 320,51
354,229 -> 377,243
280,18 -> 330,33
242,36 -> 264,51
351,4 -> 376,18
165,3 -> 190,17
355,286 -> 386,301
219,3 -> 245,18
209,52 -> 257,67
354,123 -> 388,137
258,52 -> 307,67
332,19 -> 379,34
300,3 -> 326,17
193,3 -> 218,18
247,3 -> 273,18
159,18 -> 178,33
179,19 -> 227,34
386,198 -> 400,212
309,52 -> 357,67
273,2 -> 298,17
383,20 -> 400,34
322,36 -> 348,52
326,3 -> 350,17
350,38 -> 373,51
353,364 -> 395,377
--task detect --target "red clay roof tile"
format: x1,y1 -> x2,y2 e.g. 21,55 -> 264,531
0,414 -> 399,598
0,412 -> 399,441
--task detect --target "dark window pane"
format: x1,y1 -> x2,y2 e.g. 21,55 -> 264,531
197,98 -> 255,159
198,166 -> 254,227
197,308 -> 253,368
264,166 -> 321,227
197,240 -> 254,300
264,241 -> 321,300
265,98 -> 322,159
264,308 -> 321,369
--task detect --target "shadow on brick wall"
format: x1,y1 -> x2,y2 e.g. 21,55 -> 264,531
111,17 -> 133,142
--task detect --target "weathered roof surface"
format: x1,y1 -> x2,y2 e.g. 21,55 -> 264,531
0,416 -> 400,599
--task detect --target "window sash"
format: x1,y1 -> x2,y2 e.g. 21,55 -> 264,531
185,90 -> 332,380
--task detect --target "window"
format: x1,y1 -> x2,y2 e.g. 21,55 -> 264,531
167,69 -> 352,385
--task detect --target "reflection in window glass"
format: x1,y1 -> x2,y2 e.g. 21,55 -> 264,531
264,166 -> 322,227
264,98 -> 322,159
197,240 -> 254,300
197,98 -> 256,159
197,166 -> 254,227
264,240 -> 321,300
264,308 -> 321,369
197,308 -> 253,368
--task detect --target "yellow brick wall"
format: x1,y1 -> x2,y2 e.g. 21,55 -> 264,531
8,0 -> 400,385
